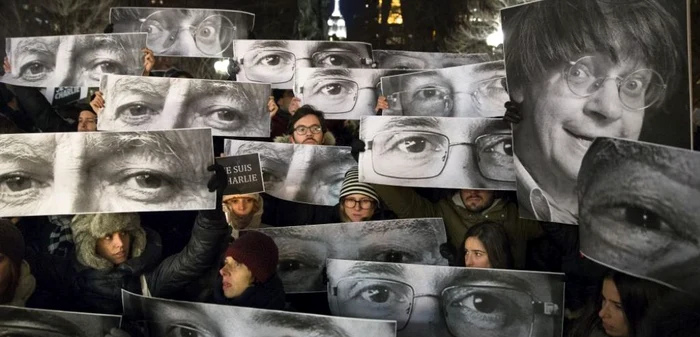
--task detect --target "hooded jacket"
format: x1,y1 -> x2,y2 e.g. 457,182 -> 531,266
68,212 -> 228,314
372,185 -> 544,269
224,194 -> 270,238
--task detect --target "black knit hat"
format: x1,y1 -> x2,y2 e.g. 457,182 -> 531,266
225,231 -> 279,283
0,220 -> 25,269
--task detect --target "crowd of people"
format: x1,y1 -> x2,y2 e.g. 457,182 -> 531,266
1,1 -> 699,337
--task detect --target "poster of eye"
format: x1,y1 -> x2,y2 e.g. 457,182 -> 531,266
110,7 -> 255,57
578,137 -> 700,296
99,74 -> 271,137
250,218 -> 448,293
121,290 -> 397,337
294,68 -> 414,120
224,139 -> 357,206
0,306 -> 122,337
231,40 -> 375,89
501,0 -> 691,225
380,61 -> 508,118
326,259 -> 565,337
1,33 -> 147,88
359,115 -> 515,190
0,128 -> 215,217
216,153 -> 265,195
372,49 -> 491,69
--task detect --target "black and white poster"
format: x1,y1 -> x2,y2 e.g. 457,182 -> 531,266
0,305 -> 122,337
502,0 -> 691,225
380,61 -> 508,118
326,259 -> 565,337
372,49 -> 491,69
578,137 -> 700,295
110,7 -> 255,57
359,116 -> 515,190
0,128 -> 215,217
216,153 -> 265,195
224,139 -> 357,206
1,33 -> 147,87
121,290 -> 396,337
294,68 -> 412,120
99,74 -> 271,137
231,40 -> 375,89
251,218 -> 448,293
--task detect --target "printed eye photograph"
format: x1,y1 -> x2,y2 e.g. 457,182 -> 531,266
0,128 -> 215,217
578,137 -> 700,296
1,33 -> 146,88
121,290 -> 396,337
224,139 -> 357,206
380,61 -> 508,118
326,259 -> 565,337
231,40 -> 374,89
99,74 -> 271,137
252,217 -> 448,292
0,306 -> 122,337
294,67 -> 413,120
359,115 -> 515,190
110,7 -> 255,57
502,0 -> 691,225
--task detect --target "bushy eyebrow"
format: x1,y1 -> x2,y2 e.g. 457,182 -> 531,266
382,117 -> 441,130
112,76 -> 170,100
247,40 -> 289,51
13,38 -> 60,60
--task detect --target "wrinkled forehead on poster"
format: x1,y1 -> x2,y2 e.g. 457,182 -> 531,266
0,305 -> 121,337
2,33 -> 146,88
373,49 -> 492,69
578,137 -> 700,295
120,290 -> 397,337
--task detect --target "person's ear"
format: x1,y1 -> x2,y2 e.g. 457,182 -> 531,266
289,135 -> 295,144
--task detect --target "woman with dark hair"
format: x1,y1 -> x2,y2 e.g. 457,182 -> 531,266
569,270 -> 669,337
0,219 -> 36,306
461,221 -> 514,269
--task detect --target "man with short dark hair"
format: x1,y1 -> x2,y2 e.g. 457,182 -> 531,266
279,105 -> 334,145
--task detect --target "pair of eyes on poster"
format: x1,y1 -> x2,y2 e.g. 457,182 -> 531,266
99,75 -> 271,137
0,129 -> 215,217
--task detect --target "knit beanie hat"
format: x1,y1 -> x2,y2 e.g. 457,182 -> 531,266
0,220 -> 24,269
339,167 -> 379,203
225,231 -> 279,283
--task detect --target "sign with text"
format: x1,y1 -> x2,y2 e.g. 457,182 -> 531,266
216,153 -> 265,195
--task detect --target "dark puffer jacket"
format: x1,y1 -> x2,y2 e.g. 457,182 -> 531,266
70,213 -> 228,314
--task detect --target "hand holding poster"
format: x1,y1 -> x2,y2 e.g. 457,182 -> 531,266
215,154 -> 265,195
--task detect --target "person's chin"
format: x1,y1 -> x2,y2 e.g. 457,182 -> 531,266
302,139 -> 319,145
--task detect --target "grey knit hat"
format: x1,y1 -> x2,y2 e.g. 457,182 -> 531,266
339,168 -> 379,203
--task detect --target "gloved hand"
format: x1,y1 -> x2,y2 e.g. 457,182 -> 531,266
350,138 -> 366,162
503,101 -> 522,124
207,163 -> 228,209
439,243 -> 457,266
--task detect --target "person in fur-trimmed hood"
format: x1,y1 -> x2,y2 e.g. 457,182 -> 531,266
29,164 -> 231,314
222,193 -> 269,238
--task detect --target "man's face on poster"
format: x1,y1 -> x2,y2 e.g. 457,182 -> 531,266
99,75 -> 270,137
0,129 -> 213,216
123,292 -> 396,337
373,50 -> 491,70
360,116 -> 515,189
0,306 -> 121,337
578,137 -> 700,294
326,259 -> 563,337
233,40 -> 374,89
225,140 -> 356,205
512,53 -> 663,185
110,8 -> 253,57
382,61 -> 508,118
3,34 -> 145,87
296,68 -> 405,120
255,218 -> 448,292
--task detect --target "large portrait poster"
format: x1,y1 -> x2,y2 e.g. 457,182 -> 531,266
372,50 -> 491,69
501,0 -> 691,225
0,306 -> 122,337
